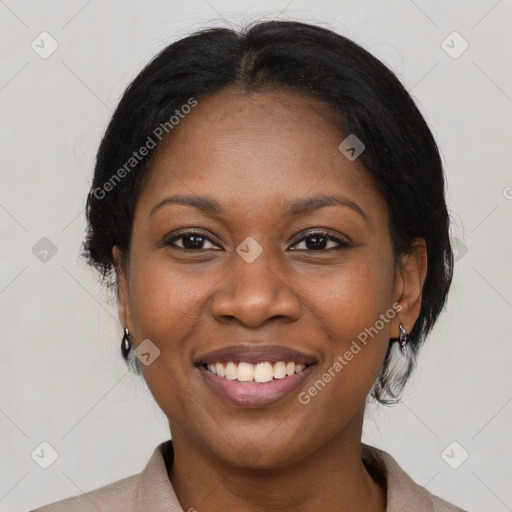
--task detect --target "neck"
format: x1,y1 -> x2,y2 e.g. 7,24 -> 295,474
167,407 -> 386,512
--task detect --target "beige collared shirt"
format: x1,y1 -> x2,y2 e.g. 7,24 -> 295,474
31,441 -> 468,512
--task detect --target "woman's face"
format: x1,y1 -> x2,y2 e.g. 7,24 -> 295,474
114,88 -> 422,468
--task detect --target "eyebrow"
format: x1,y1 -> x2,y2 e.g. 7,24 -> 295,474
148,193 -> 367,221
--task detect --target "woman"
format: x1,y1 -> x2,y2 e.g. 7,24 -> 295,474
32,20 -> 467,512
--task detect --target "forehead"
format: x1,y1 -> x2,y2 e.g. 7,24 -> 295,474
136,88 -> 386,226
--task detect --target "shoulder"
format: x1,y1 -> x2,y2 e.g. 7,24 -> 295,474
29,473 -> 141,512
29,440 -> 182,512
361,443 -> 469,512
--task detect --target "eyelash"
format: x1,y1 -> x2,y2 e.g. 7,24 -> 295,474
162,228 -> 350,252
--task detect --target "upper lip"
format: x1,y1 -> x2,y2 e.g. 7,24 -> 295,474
195,344 -> 317,365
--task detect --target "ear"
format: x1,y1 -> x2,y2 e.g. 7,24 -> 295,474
391,238 -> 428,338
112,246 -> 132,330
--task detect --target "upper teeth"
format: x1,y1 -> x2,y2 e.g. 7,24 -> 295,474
206,361 -> 306,383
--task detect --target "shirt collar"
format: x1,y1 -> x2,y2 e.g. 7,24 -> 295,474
361,442 -> 438,511
137,440 -> 449,512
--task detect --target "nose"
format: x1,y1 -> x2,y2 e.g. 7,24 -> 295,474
210,254 -> 301,328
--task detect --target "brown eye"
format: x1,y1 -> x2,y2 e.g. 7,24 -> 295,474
164,230 -> 221,250
291,230 -> 349,251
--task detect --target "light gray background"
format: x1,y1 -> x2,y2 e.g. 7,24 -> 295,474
1,1 -> 511,511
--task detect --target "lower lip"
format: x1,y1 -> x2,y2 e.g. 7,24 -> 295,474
198,364 -> 315,407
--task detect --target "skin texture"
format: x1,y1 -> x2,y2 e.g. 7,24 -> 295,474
113,88 -> 427,512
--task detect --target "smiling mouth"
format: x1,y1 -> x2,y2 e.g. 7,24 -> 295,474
202,361 -> 312,383
195,344 -> 317,406
198,361 -> 316,407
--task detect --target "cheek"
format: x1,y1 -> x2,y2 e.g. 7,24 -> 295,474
306,249 -> 396,340
305,252 -> 395,394
126,262 -> 211,422
126,261 -> 201,387
128,259 -> 208,340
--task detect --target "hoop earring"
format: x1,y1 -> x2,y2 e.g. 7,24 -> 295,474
121,326 -> 131,359
398,323 -> 408,355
